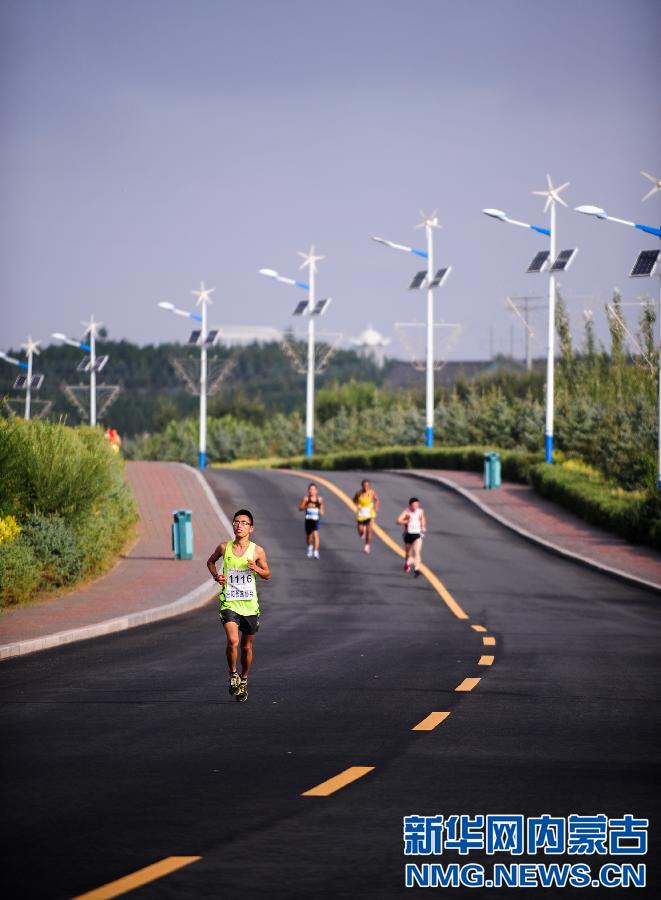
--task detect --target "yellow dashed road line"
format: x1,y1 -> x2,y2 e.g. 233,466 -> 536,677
483,636 -> 496,646
412,711 -> 451,731
478,655 -> 494,666
455,677 -> 481,692
278,469 -> 495,800
302,766 -> 375,797
72,857 -> 201,900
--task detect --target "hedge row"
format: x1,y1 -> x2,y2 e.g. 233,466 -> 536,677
0,420 -> 138,607
276,444 -> 544,483
271,444 -> 659,551
528,464 -> 658,549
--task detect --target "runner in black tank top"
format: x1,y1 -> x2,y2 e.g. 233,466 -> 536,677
298,482 -> 325,559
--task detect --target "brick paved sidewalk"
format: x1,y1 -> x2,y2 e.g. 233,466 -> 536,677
410,469 -> 661,590
0,462 -> 231,656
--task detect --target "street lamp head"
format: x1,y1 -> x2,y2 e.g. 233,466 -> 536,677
258,268 -> 279,278
574,205 -> 607,219
52,332 -> 67,341
482,208 -> 508,222
158,302 -> 175,311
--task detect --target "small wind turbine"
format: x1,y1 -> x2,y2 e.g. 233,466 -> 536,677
532,174 -> 570,213
21,336 -> 40,420
641,171 -> 661,203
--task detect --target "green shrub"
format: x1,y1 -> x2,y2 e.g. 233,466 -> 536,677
0,420 -> 138,603
0,536 -> 40,606
21,514 -> 84,587
529,463 -> 656,548
0,419 -> 116,521
74,475 -> 138,574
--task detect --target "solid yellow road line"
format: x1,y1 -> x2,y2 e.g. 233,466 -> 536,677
72,857 -> 201,900
478,655 -> 494,666
280,470 -> 469,620
455,677 -> 481,692
483,636 -> 496,646
471,624 -> 487,633
412,711 -> 451,731
302,766 -> 375,797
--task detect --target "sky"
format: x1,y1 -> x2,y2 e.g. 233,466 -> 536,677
1,0 -> 660,363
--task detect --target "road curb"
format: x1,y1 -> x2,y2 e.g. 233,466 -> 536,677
398,470 -> 661,595
0,464 -> 229,661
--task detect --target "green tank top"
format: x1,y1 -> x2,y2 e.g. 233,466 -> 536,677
219,540 -> 259,616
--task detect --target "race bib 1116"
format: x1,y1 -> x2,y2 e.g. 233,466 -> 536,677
225,567 -> 255,601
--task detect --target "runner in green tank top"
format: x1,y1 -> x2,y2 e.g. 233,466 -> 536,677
206,508 -> 271,703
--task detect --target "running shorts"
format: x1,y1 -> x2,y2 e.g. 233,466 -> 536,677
221,608 -> 260,635
305,520 -> 320,535
403,532 -> 421,544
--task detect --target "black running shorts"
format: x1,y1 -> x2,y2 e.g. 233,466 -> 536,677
305,519 -> 320,534
221,608 -> 260,635
403,532 -> 421,544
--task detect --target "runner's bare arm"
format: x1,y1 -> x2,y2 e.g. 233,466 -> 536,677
319,496 -> 325,516
421,510 -> 427,532
373,490 -> 381,513
396,510 -> 409,526
298,496 -> 308,511
207,543 -> 227,584
247,545 -> 272,580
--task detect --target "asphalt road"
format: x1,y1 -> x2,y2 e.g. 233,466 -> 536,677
1,468 -> 659,899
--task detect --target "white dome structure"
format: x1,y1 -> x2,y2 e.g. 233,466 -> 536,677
350,324 -> 391,369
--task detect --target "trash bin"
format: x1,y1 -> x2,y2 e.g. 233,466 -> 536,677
490,452 -> 501,488
483,452 -> 501,489
172,509 -> 193,560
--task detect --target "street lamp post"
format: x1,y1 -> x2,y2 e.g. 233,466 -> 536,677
0,344 -> 33,418
576,183 -> 661,487
51,325 -> 95,421
158,282 -> 212,469
373,210 -> 450,447
483,174 -> 571,463
259,246 -> 325,457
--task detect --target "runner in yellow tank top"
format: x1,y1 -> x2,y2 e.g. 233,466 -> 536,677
206,508 -> 271,703
352,478 -> 380,554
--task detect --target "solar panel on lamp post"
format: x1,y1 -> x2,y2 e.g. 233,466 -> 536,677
483,174 -> 573,464
51,323 -> 98,423
372,210 -> 451,448
259,247 -> 326,458
0,340 -> 36,419
158,284 -> 211,469
576,185 -> 661,488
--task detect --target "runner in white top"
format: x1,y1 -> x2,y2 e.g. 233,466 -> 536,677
396,497 -> 427,576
